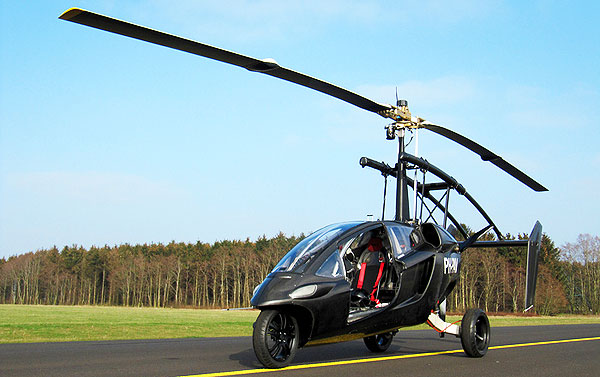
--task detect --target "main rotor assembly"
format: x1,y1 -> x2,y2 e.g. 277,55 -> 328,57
59,8 -> 547,233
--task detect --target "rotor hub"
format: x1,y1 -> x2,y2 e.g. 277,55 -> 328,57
381,100 -> 429,140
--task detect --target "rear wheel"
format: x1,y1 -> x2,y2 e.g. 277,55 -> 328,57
363,332 -> 394,352
460,308 -> 490,357
252,310 -> 299,368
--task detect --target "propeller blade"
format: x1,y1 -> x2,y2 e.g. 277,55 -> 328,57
59,8 -> 391,114
421,123 -> 548,192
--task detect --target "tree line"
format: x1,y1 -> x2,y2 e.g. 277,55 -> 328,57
1,231 -> 598,315
0,234 -> 300,309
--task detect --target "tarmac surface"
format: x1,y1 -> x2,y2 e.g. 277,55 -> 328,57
1,324 -> 599,377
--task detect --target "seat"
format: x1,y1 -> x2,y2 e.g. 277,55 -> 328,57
351,237 -> 387,306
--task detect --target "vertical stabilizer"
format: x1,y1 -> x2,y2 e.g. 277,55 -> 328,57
524,221 -> 542,311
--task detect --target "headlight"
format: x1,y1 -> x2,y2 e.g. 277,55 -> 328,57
289,284 -> 317,299
252,284 -> 262,297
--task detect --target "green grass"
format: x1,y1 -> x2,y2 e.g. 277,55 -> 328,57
1,304 -> 599,344
0,305 -> 258,343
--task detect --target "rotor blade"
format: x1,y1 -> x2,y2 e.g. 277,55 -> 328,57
59,8 -> 391,114
421,123 -> 548,192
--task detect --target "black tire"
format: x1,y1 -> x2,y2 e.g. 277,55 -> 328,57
363,332 -> 394,352
252,310 -> 299,368
460,308 -> 490,357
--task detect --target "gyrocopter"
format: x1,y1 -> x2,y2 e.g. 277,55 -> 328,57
60,8 -> 547,369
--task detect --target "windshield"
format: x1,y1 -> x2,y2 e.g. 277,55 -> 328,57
271,222 -> 361,273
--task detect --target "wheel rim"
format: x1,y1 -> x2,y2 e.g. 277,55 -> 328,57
474,316 -> 489,351
377,333 -> 392,347
266,313 -> 296,362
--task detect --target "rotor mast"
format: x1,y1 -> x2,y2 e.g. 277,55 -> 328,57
396,127 -> 410,222
382,99 -> 415,223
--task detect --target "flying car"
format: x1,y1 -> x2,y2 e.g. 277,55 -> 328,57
59,8 -> 547,369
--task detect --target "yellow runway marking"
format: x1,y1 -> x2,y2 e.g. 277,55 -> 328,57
182,336 -> 600,377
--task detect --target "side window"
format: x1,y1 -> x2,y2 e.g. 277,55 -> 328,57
387,224 -> 413,259
316,250 -> 344,278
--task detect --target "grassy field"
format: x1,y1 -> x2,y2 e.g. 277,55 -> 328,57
1,304 -> 599,344
0,305 -> 257,343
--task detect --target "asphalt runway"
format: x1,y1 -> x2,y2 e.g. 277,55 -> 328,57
1,324 -> 599,377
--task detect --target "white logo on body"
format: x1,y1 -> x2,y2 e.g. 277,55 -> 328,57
444,257 -> 459,274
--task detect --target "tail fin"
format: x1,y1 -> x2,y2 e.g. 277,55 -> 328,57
524,221 -> 542,312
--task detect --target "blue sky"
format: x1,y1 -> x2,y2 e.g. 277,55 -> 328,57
1,1 -> 599,258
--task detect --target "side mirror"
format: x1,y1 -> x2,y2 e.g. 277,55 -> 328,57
446,224 -> 460,239
410,227 -> 426,250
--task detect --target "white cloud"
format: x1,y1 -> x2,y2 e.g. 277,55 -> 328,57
132,0 -> 382,42
357,76 -> 477,109
415,0 -> 505,23
7,171 -> 188,205
114,1 -> 505,44
503,83 -> 599,129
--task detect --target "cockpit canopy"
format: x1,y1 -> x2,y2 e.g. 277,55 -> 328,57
271,222 -> 361,273
270,221 -> 458,276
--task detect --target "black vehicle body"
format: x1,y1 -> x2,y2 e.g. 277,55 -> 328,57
251,221 -> 460,347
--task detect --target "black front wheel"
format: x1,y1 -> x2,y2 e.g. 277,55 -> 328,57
363,332 -> 394,352
460,308 -> 490,357
252,310 -> 299,368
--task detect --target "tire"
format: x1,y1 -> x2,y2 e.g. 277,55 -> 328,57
363,332 -> 394,352
460,308 -> 490,357
252,310 -> 299,368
